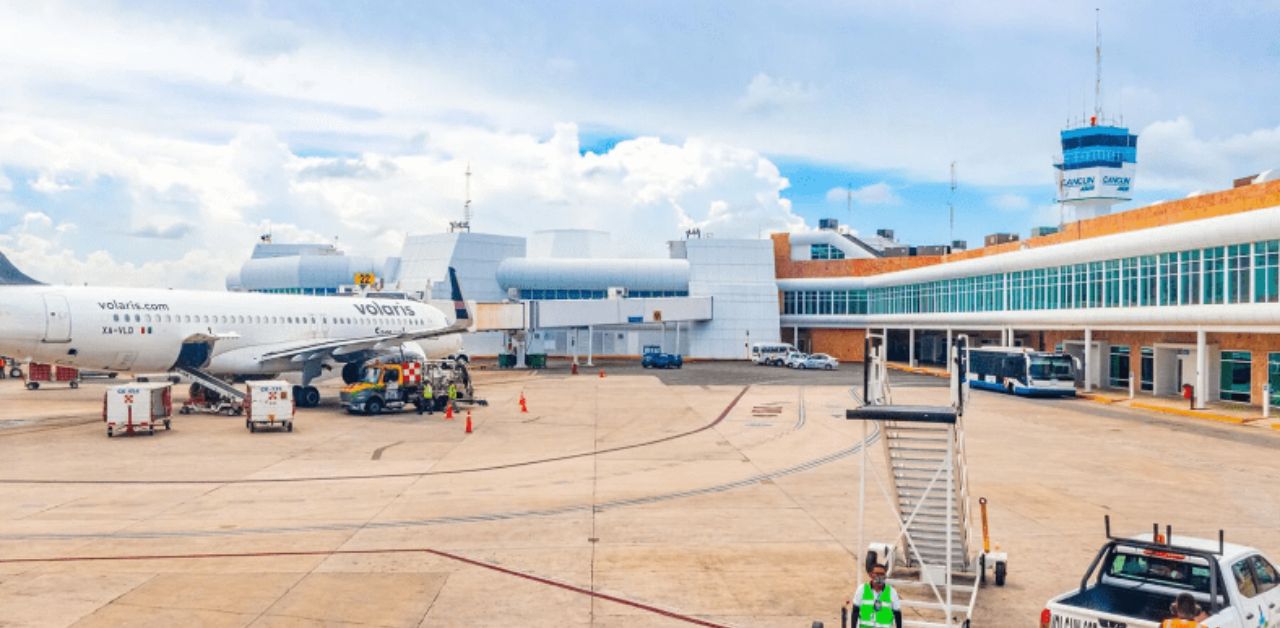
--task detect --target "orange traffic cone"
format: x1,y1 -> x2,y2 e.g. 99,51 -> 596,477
445,404 -> 454,420
519,392 -> 528,413
598,368 -> 605,378
465,410 -> 473,434
571,363 -> 578,375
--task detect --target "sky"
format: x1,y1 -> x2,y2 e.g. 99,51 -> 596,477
1,1 -> 1278,289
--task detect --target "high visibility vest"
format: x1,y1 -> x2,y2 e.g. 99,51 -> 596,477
422,387 -> 433,399
448,384 -> 457,399
1161,620 -> 1201,628
858,583 -> 895,627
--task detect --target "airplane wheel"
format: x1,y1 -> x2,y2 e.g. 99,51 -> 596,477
301,386 -> 320,408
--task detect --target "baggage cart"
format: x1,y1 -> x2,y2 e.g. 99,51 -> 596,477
26,362 -> 80,390
245,380 -> 295,432
104,382 -> 173,437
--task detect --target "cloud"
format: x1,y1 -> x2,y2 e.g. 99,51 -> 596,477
989,193 -> 1030,212
0,172 -> 11,192
825,182 -> 902,206
128,223 -> 193,239
29,173 -> 73,193
1139,116 -> 1280,191
737,73 -> 815,114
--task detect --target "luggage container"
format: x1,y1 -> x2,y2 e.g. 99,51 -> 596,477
244,380 -> 295,432
25,362 -> 80,390
103,382 -> 173,437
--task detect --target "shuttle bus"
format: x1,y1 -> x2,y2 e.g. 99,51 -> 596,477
966,347 -> 1076,397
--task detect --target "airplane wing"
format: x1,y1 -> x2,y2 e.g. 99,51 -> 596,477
256,267 -> 472,364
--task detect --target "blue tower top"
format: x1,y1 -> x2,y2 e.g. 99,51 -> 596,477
1056,124 -> 1138,172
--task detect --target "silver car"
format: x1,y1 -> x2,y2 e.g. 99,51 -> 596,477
800,353 -> 839,370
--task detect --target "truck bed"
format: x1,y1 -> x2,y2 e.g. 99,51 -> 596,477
1057,584 -> 1177,623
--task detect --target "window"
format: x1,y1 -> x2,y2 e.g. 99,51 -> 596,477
810,243 -> 846,260
1158,253 -> 1178,305
1203,246 -> 1225,304
1234,558 -> 1259,598
1179,250 -> 1201,305
1255,240 -> 1279,303
1219,350 -> 1252,403
1227,244 -> 1250,304
1108,346 -> 1130,388
112,314 -> 119,322
1269,353 -> 1280,407
1140,347 -> 1153,392
1121,257 -> 1139,306
1088,262 -> 1104,308
1251,555 -> 1279,595
1104,259 -> 1121,307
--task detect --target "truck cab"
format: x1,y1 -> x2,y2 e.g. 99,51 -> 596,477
1043,524 -> 1280,628
339,362 -> 423,415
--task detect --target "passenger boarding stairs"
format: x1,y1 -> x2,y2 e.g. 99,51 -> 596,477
883,414 -> 979,626
176,365 -> 245,401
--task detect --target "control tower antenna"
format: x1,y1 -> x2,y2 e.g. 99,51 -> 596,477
948,161 -> 957,248
846,182 -> 853,216
1094,7 -> 1102,123
449,162 -> 473,233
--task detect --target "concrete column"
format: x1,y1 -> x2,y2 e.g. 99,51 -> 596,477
572,328 -> 579,365
1084,328 -> 1093,392
1195,329 -> 1208,410
946,328 -> 953,373
908,328 -> 916,368
675,322 -> 681,356
586,325 -> 594,367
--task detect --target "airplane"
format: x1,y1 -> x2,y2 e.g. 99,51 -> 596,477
0,252 -> 471,407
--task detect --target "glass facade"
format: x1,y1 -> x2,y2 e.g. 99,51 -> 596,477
519,289 -> 688,300
1108,346 -> 1130,388
1269,353 -> 1280,406
1219,351 -> 1252,403
782,238 -> 1280,317
1140,347 -> 1154,392
810,243 -> 846,260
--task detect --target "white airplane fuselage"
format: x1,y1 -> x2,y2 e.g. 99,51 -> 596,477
0,285 -> 462,378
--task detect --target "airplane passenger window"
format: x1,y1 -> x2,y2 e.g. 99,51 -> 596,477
145,314 -> 152,323
113,314 -> 119,322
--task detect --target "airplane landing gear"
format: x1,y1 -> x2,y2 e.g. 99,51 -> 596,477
293,385 -> 321,408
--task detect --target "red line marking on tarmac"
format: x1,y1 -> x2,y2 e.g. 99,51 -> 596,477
0,547 -> 731,627
0,386 -> 751,485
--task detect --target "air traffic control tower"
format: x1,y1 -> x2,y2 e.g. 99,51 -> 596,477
1054,121 -> 1138,221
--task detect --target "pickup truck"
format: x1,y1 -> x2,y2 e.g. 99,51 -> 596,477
1042,523 -> 1280,628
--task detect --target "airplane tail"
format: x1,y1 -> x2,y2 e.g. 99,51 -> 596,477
0,252 -> 43,286
447,266 -> 471,325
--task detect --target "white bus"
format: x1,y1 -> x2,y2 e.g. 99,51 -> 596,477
966,347 -> 1076,397
750,342 -> 795,366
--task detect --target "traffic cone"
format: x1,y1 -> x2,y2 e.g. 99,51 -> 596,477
465,410 -> 473,434
598,368 -> 605,378
445,404 -> 454,420
519,392 -> 528,413
571,363 -> 578,375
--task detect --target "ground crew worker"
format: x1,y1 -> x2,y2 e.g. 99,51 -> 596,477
1162,592 -> 1208,626
853,562 -> 902,628
418,384 -> 434,415
447,382 -> 458,411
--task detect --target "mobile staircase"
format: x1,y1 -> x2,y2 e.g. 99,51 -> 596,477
839,334 -> 1006,628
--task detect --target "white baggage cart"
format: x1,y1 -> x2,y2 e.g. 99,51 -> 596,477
245,380 -> 294,433
104,382 -> 173,437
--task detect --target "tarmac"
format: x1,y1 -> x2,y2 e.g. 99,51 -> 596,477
0,361 -> 1277,627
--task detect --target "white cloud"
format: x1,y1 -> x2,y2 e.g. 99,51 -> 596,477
1139,116 -> 1280,191
989,193 -> 1030,212
0,172 -> 11,192
825,182 -> 902,206
29,173 -> 73,193
737,73 -> 815,114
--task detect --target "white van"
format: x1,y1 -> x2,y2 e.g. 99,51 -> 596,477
750,342 -> 795,366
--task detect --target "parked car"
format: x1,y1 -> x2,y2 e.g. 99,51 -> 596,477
641,352 -> 683,369
800,353 -> 839,370
784,351 -> 808,369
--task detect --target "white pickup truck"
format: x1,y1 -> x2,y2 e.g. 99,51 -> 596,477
1042,522 -> 1280,628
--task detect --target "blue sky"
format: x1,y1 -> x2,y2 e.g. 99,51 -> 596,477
0,1 -> 1278,286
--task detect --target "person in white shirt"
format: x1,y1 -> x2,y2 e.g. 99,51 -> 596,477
853,562 -> 902,628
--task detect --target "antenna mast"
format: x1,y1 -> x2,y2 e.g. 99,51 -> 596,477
846,182 -> 853,216
948,161 -> 957,248
449,162 -> 473,233
1094,7 -> 1102,123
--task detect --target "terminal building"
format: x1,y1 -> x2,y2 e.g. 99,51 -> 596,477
777,174 -> 1280,410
